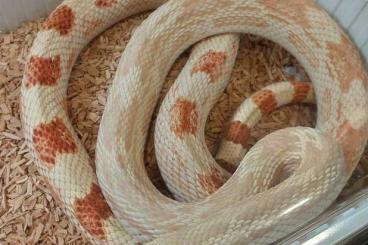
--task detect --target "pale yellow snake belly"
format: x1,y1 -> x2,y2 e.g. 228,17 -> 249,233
21,0 -> 368,244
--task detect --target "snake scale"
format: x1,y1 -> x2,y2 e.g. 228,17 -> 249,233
21,0 -> 368,244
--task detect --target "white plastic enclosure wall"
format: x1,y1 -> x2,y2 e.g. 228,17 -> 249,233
0,0 -> 61,31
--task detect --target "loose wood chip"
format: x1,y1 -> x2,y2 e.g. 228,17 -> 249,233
1,13 -> 368,245
1,132 -> 22,141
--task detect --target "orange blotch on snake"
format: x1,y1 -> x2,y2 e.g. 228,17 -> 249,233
74,183 -> 112,240
336,121 -> 367,171
43,5 -> 75,35
170,98 -> 198,138
191,51 -> 227,83
33,117 -> 77,167
292,82 -> 311,102
25,56 -> 61,88
326,34 -> 368,92
225,121 -> 250,148
198,167 -> 225,194
252,89 -> 277,115
95,0 -> 117,8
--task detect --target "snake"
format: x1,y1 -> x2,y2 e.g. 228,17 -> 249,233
153,32 -> 315,201
20,0 -> 368,244
156,74 -> 315,201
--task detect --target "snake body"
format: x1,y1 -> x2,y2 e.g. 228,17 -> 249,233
21,0 -> 368,244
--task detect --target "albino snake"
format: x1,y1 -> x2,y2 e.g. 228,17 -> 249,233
21,0 -> 368,244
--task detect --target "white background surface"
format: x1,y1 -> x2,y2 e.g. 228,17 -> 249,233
0,0 -> 61,31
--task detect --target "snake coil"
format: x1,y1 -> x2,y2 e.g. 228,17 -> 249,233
21,0 -> 368,244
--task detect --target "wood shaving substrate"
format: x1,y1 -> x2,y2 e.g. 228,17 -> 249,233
1,13 -> 368,244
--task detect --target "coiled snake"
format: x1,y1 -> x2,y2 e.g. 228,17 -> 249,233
21,0 -> 368,244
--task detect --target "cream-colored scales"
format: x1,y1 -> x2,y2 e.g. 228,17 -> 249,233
216,81 -> 315,169
156,70 -> 315,201
21,0 -> 368,244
